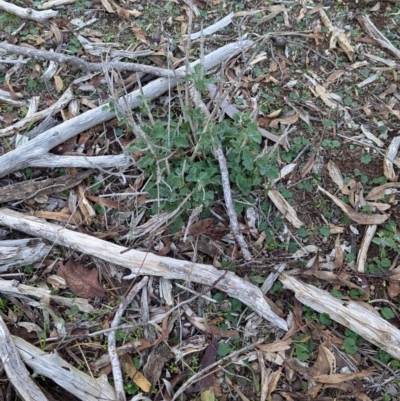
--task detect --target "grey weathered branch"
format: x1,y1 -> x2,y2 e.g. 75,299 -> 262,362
108,277 -> 148,401
13,335 -> 116,401
0,41 -> 181,78
0,0 -> 57,22
0,208 -> 288,331
0,316 -> 48,401
0,40 -> 254,178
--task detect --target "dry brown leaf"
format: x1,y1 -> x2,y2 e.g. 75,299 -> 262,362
256,339 -> 292,353
100,0 -> 114,13
370,2 -> 380,12
121,354 -> 151,392
85,194 -> 124,210
50,23 -> 62,44
54,76 -> 64,92
318,186 -> 388,225
320,9 -> 354,61
188,316 -> 239,338
354,392 -> 374,401
301,154 -> 315,178
314,344 -> 335,375
388,280 -> 400,299
324,69 -> 345,88
296,7 -> 307,23
33,210 -> 77,223
266,109 -> 282,118
270,111 -> 300,128
327,160 -> 344,190
268,189 -> 304,228
116,5 -> 130,18
308,2 -> 324,14
313,369 -> 376,384
186,218 -> 214,236
334,234 -> 343,270
315,84 -> 340,109
57,259 -> 105,298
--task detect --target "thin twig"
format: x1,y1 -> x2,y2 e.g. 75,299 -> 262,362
108,276 -> 148,401
0,41 -> 184,79
171,338 -> 264,401
216,143 -> 252,260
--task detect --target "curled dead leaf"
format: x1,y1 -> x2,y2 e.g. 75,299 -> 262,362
327,160 -> 344,190
57,259 -> 105,298
365,182 -> 400,201
318,186 -> 388,225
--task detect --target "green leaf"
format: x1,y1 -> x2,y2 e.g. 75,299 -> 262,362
297,227 -> 308,238
381,307 -> 395,320
217,342 -> 231,357
330,289 -> 342,299
343,337 -> 357,354
174,136 -> 190,148
319,313 -> 331,326
230,298 -> 242,313
360,154 -> 372,164
319,226 -> 330,238
378,350 -> 391,364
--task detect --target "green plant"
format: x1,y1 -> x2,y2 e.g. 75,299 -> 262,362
293,333 -> 314,362
321,139 -> 340,149
372,221 -> 400,258
381,307 -> 395,320
67,36 -> 81,54
0,298 -> 8,312
343,329 -> 362,354
0,12 -> 21,34
122,91 -> 280,225
217,341 -> 231,357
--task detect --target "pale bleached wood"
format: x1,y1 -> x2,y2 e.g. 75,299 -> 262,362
29,154 -> 132,169
0,41 -> 179,79
0,87 -> 74,137
108,276 -> 148,401
0,238 -> 51,272
280,273 -> 400,360
0,278 -> 93,313
38,0 -> 75,9
0,208 -> 288,331
0,1 -> 57,23
13,335 -> 116,401
0,316 -> 48,401
0,40 -> 253,178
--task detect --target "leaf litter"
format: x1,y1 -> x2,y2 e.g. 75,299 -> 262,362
0,0 -> 400,400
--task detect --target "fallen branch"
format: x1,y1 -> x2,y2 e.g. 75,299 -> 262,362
108,277 -> 148,401
13,335 -> 116,401
0,208 -> 288,331
0,317 -> 48,401
38,0 -> 76,10
0,40 -> 254,178
29,154 -> 132,169
0,169 -> 93,203
0,238 -> 51,272
188,85 -> 252,260
0,0 -> 57,23
280,273 -> 400,360
0,41 -> 182,79
216,143 -> 252,260
0,87 -> 74,137
0,279 -> 93,313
